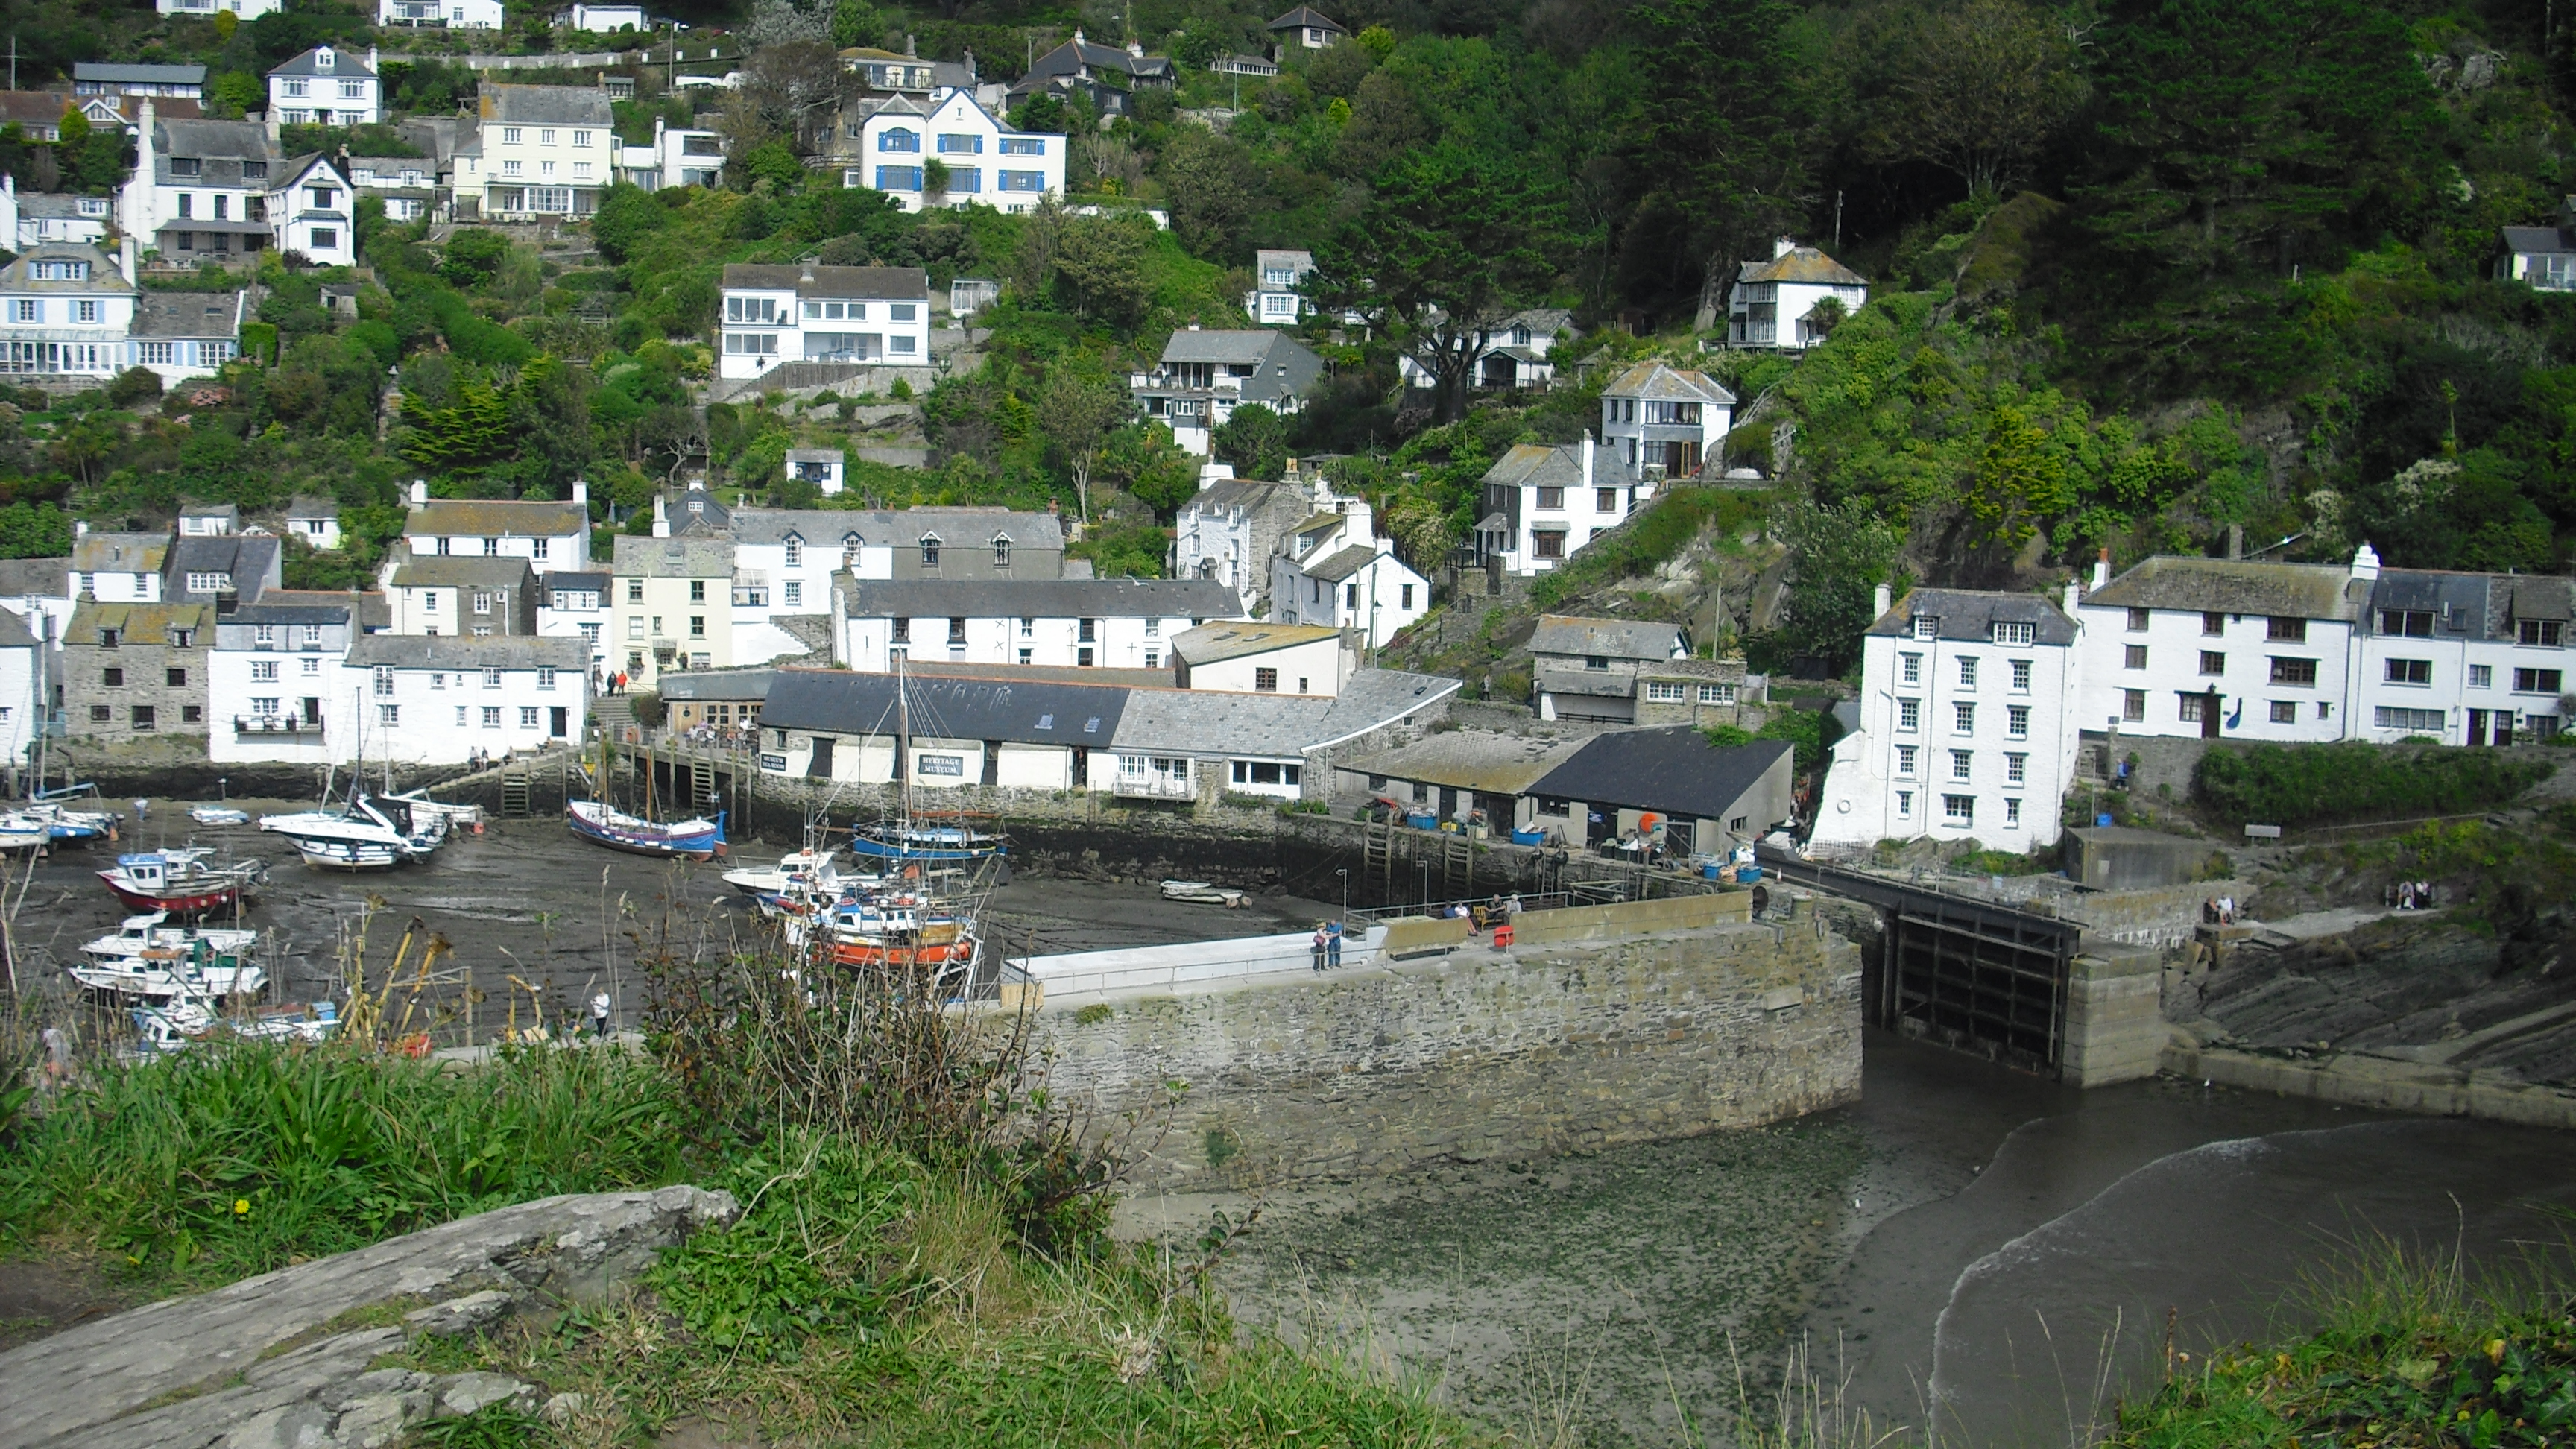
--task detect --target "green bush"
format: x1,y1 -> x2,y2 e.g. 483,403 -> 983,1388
2194,744 -> 2552,827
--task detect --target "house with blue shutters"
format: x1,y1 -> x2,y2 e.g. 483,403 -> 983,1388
850,89 -> 1062,215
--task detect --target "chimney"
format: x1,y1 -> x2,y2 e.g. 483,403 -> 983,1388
119,236 -> 136,285
1773,236 -> 1796,259
2062,579 -> 2081,617
1070,28 -> 1084,45
1128,39 -> 1144,57
409,479 -> 428,505
651,493 -> 669,537
265,103 -> 282,142
75,520 -> 89,539
2091,547 -> 2110,590
1186,320 -> 1200,330
367,45 -> 379,74
964,49 -> 976,80
2350,541 -> 2381,582
906,33 -> 918,56
2226,523 -> 2243,560
572,478 -> 589,507
1872,581 -> 1892,619
1581,431 -> 1594,490
800,260 -> 815,282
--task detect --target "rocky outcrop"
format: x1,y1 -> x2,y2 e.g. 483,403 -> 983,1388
0,1184 -> 738,1449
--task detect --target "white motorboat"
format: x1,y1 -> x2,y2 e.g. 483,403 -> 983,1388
74,915 -> 265,1003
260,794 -> 447,869
189,806 -> 252,826
0,812 -> 52,850
1161,880 -> 1249,907
722,847 -> 849,898
132,997 -> 338,1054
25,802 -> 118,842
385,788 -> 483,828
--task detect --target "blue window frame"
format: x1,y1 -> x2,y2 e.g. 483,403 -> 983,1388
875,165 -> 922,191
877,128 -> 919,154
936,132 -> 982,154
947,166 -> 981,193
999,169 -> 1045,192
999,136 -> 1045,155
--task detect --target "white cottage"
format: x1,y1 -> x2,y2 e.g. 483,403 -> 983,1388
1471,438 -> 1651,577
833,576 -> 1243,673
1267,505 -> 1428,649
207,593 -> 357,765
347,634 -> 589,763
0,243 -> 136,382
716,260 -> 932,380
1728,238 -> 1868,350
1599,361 -> 1734,482
851,89 -> 1062,214
267,46 -> 381,127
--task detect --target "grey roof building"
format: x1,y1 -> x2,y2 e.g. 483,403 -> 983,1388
1173,478 -> 1313,615
1131,329 -> 1326,452
74,63 -> 206,98
481,83 -> 612,126
165,534 -> 280,604
1528,614 -> 1688,723
1861,587 -> 2084,644
2079,558 -> 2361,622
1530,616 -> 1686,661
718,262 -> 929,300
841,575 -> 1240,623
345,634 -> 587,669
760,667 -> 1134,747
1530,730 -> 1796,850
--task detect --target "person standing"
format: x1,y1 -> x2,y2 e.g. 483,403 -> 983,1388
40,1025 -> 69,1090
1326,918 -> 1344,969
590,991 -> 612,1040
1310,925 -> 1328,973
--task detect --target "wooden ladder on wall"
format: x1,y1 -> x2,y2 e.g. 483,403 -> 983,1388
689,755 -> 718,813
1442,833 -> 1474,898
499,763 -> 532,818
1363,817 -> 1395,896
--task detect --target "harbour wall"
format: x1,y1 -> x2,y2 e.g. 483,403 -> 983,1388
1028,903 -> 1862,1187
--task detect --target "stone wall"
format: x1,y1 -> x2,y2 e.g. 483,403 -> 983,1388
2060,944 -> 2166,1087
1033,915 -> 1861,1187
2063,881 -> 2256,947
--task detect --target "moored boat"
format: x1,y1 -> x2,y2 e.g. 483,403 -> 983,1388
260,794 -> 446,870
131,997 -> 338,1054
96,848 -> 265,917
567,800 -> 727,860
722,846 -> 846,898
74,915 -> 265,1003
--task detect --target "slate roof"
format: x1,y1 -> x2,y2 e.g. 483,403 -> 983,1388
720,262 -> 929,300
0,93 -> 79,131
223,596 -> 353,626
1347,728 -> 1588,795
479,84 -> 612,127
180,502 -> 239,524
1111,686 -> 1331,757
1254,248 -> 1314,271
2369,569 -> 2576,642
73,534 -> 168,574
657,668 -> 776,701
1026,34 -> 1176,84
285,496 -> 338,522
0,558 -> 68,596
389,557 -> 538,594
0,244 -> 133,297
1602,361 -> 1736,405
406,496 -> 590,537
611,536 -> 733,578
69,600 -> 214,640
268,47 -> 376,79
167,534 -> 276,602
2502,225 -> 2576,255
153,119 -> 277,178
1482,443 -> 1586,493
1170,622 -> 1341,665
757,667 -> 1131,747
75,63 -> 206,86
1868,587 -> 2080,645
1528,615 -> 1685,661
1738,244 -> 1867,287
543,570 -> 610,592
1532,730 -> 1793,821
910,660 -> 1177,688
1267,5 -> 1346,30
130,290 -> 244,340
0,608 -> 37,650
1308,668 -> 1459,748
1161,329 -> 1294,365
2083,558 -> 2361,622
19,192 -> 113,219
840,577 -> 1241,619
1181,479 -> 1302,516
345,634 -> 586,669
1301,544 -> 1382,584
784,448 -> 844,464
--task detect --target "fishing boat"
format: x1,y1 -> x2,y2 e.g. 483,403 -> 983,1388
26,801 -> 119,842
567,799 -> 727,859
259,793 -> 446,871
784,888 -> 979,983
74,915 -> 265,1003
845,657 -> 1009,866
97,848 -> 265,917
131,997 -> 338,1054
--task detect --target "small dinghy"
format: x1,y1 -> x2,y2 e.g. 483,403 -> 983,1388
1161,880 -> 1249,907
189,806 -> 251,827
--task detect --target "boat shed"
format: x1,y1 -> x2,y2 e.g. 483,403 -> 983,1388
1525,727 -> 1795,856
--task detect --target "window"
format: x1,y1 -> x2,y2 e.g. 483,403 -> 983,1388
1900,653 -> 1921,685
573,130 -> 592,147
131,705 -> 156,730
689,616 -> 706,637
520,707 -> 539,728
2266,699 -> 2296,724
1895,745 -> 1917,776
921,538 -> 941,568
2516,668 -> 2565,693
283,78 -> 308,97
503,160 -> 525,177
2127,607 -> 2151,631
2005,752 -> 2027,785
2179,693 -> 2206,722
2007,704 -> 2029,738
1020,617 -> 1035,637
1647,681 -> 1688,701
302,658 -> 320,676
1254,667 -> 1279,692
1535,486 -> 1565,511
378,703 -> 400,726
627,617 -> 644,639
2376,706 -> 2446,731
2010,659 -> 2032,691
482,706 -> 502,729
101,667 -> 123,687
627,579 -> 644,602
2267,616 -> 2308,643
880,128 -> 920,152
1532,531 -> 1565,560
1913,616 -> 1939,640
1698,683 -> 1736,704
2124,689 -> 2146,722
2386,658 -> 2431,685
88,705 -> 108,723
1898,698 -> 1921,730
891,618 -> 911,644
1957,657 -> 1977,688
540,129 -> 558,146
1402,584 -> 1415,610
2381,610 -> 2434,637
2470,664 -> 2494,688
503,127 -> 523,143
2004,798 -> 2022,826
1896,790 -> 1913,818
478,668 -> 502,689
784,581 -> 802,607
75,300 -> 98,323
1000,136 -> 1046,155
473,590 -> 493,615
2124,645 -> 2148,669
1942,795 -> 1975,826
1078,618 -> 1096,643
1078,648 -> 1094,667
1950,749 -> 1972,780
538,668 -> 556,689
1991,621 -> 2033,646
2270,657 -> 2318,686
2199,650 -> 2225,676
1597,487 -> 1619,512
251,660 -> 278,681
167,668 -> 188,687
9,300 -> 34,323
1954,701 -> 1976,733
2522,619 -> 2566,646
936,133 -> 983,153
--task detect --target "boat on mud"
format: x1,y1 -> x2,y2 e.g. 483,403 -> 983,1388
130,997 -> 338,1054
782,887 -> 979,985
1160,880 -> 1249,907
73,914 -> 265,1003
722,846 -> 855,898
567,799 -> 727,859
259,794 -> 447,871
96,848 -> 265,917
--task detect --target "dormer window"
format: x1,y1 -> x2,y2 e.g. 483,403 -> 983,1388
994,537 -> 1011,568
1912,616 -> 1939,640
171,157 -> 202,177
920,537 -> 941,569
783,537 -> 802,566
1991,621 -> 2033,646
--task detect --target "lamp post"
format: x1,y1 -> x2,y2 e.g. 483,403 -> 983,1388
1336,865 -> 1348,922
1418,860 -> 1429,913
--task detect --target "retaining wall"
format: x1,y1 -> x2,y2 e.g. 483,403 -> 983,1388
2162,1040 -> 2576,1130
1033,914 -> 1862,1187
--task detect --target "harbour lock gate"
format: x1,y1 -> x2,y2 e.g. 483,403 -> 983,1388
1757,846 -> 2086,1075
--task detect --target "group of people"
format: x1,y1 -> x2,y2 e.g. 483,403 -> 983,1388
2202,894 -> 2240,925
2393,879 -> 2437,910
593,669 -> 632,696
1307,919 -> 1345,972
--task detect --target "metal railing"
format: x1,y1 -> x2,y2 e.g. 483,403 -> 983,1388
1111,775 -> 1193,800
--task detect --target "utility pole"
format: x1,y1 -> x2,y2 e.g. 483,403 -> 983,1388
8,37 -> 16,94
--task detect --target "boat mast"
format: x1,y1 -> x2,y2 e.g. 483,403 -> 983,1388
896,651 -> 912,831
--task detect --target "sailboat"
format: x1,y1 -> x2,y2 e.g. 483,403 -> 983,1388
845,655 -> 1008,866
567,726 -> 725,859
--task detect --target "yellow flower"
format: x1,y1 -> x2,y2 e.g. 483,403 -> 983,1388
234,1199 -> 250,1216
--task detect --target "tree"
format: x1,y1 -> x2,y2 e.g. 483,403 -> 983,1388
1051,214 -> 1155,325
829,0 -> 883,48
1158,127 -> 1256,260
1011,94 -> 1067,133
1102,423 -> 1201,523
1211,403 -> 1288,479
1770,499 -> 1903,675
1315,143 -> 1562,423
1038,367 -> 1126,523
440,229 -> 509,288
1625,0 -> 1811,327
590,184 -> 667,262
1866,0 -> 2080,201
